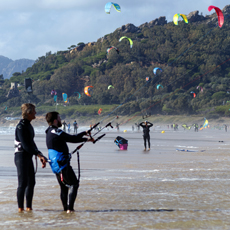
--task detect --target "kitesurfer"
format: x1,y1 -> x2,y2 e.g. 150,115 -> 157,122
73,120 -> 78,134
45,111 -> 94,213
195,123 -> 199,132
139,121 -> 153,151
116,123 -> 120,131
62,120 -> 67,132
68,122 -> 71,133
14,103 -> 47,212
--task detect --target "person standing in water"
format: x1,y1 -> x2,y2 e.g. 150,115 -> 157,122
67,122 -> 71,133
62,120 -> 67,132
14,103 -> 47,212
45,111 -> 94,213
139,120 -> 153,151
73,120 -> 78,134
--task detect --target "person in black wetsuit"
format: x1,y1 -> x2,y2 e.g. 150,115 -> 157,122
73,120 -> 78,134
139,120 -> 153,151
14,103 -> 47,213
45,111 -> 94,213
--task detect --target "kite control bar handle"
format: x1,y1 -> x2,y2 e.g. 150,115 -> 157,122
93,121 -> 114,136
106,122 -> 113,129
93,133 -> 106,144
87,122 -> 100,138
72,134 -> 106,153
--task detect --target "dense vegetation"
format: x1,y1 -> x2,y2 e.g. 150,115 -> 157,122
1,11 -> 230,118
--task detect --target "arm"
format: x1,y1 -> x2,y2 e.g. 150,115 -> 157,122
139,122 -> 144,128
60,131 -> 88,143
148,122 -> 153,128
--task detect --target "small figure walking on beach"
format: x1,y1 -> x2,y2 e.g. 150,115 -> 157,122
139,120 -> 153,151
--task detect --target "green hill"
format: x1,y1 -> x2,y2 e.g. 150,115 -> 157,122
1,5 -> 230,118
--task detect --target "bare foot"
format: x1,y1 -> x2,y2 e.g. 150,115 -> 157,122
26,208 -> 33,211
67,210 -> 74,213
18,208 -> 24,212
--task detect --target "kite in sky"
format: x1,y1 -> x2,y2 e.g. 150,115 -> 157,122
153,67 -> 162,75
98,108 -> 102,115
108,85 -> 114,89
84,86 -> 93,97
119,36 -> 133,48
208,5 -> 224,28
62,93 -> 68,103
173,14 -> 188,25
190,91 -> 196,98
105,2 -> 121,14
107,46 -> 119,55
157,84 -> 163,90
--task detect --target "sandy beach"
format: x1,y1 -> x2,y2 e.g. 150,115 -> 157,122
0,125 -> 230,229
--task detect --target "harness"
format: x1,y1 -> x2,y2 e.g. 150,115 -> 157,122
14,140 -> 38,174
14,140 -> 23,153
48,149 -> 79,188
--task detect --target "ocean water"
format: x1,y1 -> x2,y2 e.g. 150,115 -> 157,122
1,125 -> 230,229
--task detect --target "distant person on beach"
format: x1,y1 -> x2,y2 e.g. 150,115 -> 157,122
68,122 -> 71,133
139,120 -> 153,151
116,123 -> 120,131
45,111 -> 94,213
225,124 -> 227,132
62,120 -> 67,132
194,123 -> 199,132
73,120 -> 78,134
14,103 -> 47,212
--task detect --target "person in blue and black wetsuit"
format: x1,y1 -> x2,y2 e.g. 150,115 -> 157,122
139,120 -> 153,151
14,103 -> 47,213
45,111 -> 94,213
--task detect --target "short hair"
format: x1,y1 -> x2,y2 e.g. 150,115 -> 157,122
21,103 -> 35,119
46,111 -> 59,125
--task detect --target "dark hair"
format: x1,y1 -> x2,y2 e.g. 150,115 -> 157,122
45,111 -> 59,125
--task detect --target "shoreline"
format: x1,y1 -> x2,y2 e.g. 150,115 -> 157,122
0,114 -> 229,128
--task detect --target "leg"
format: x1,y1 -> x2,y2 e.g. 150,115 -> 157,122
15,153 -> 28,210
56,173 -> 69,211
147,136 -> 150,149
61,165 -> 79,211
143,136 -> 147,150
25,158 -> 36,209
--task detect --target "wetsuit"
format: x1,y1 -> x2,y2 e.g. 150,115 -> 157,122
45,125 -> 87,211
139,122 -> 153,149
14,119 -> 42,209
73,122 -> 78,134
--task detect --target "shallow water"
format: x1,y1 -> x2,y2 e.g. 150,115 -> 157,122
1,127 -> 230,229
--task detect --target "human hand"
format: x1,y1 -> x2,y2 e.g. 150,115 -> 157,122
37,154 -> 47,168
87,137 -> 95,143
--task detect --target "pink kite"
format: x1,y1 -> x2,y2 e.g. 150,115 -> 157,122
208,5 -> 224,28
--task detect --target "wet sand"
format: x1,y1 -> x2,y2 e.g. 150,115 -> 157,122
1,128 -> 230,229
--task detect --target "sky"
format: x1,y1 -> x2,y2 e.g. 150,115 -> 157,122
0,0 -> 229,61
